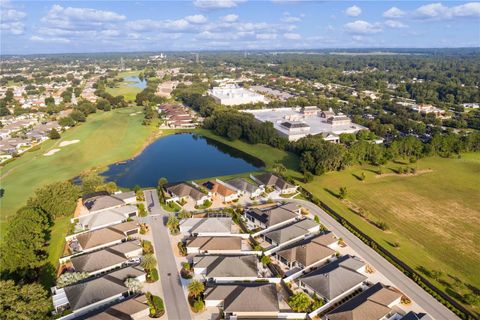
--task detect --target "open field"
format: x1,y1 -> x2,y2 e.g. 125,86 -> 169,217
301,154 -> 480,314
105,70 -> 143,101
0,106 -> 156,238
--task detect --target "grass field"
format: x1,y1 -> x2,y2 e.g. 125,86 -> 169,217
105,70 -> 143,101
301,154 -> 480,314
0,106 -> 156,238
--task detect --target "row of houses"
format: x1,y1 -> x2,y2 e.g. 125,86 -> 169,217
52,191 -> 150,320
173,199 -> 431,320
158,103 -> 197,128
164,172 -> 298,207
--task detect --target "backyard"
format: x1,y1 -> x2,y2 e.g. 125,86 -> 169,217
301,153 -> 480,314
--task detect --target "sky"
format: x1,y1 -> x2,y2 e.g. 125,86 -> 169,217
1,0 -> 479,54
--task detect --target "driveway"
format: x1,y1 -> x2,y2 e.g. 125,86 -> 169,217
144,189 -> 192,320
282,198 -> 459,320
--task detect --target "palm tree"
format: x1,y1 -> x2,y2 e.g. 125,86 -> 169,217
158,177 -> 168,203
166,215 -> 179,234
188,280 -> 205,298
124,277 -> 142,294
141,253 -> 157,270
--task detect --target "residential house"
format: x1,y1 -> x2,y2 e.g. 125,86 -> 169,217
326,282 -> 403,320
52,266 -> 146,319
224,177 -> 263,198
203,180 -> 238,203
193,255 -> 260,282
164,182 -> 211,206
274,232 -> 337,270
252,172 -> 298,194
68,221 -> 139,255
204,283 -> 280,319
245,202 -> 300,231
81,191 -> 136,215
186,236 -> 244,255
74,205 -> 138,232
88,294 -> 150,320
69,240 -> 142,275
298,255 -> 367,303
262,218 -> 319,251
179,217 -> 233,236
400,312 -> 433,320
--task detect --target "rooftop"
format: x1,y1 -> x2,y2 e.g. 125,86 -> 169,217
204,283 -> 279,313
186,236 -> 242,251
70,240 -> 141,273
263,219 -> 318,245
180,217 -> 233,234
75,221 -> 138,251
327,282 -> 402,320
300,255 -> 367,300
194,255 -> 258,278
63,266 -> 145,311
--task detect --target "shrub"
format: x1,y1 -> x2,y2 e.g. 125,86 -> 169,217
57,272 -> 89,288
147,292 -> 165,318
178,241 -> 187,256
147,268 -> 159,283
192,298 -> 205,313
142,240 -> 154,254
261,255 -> 271,266
138,203 -> 147,217
288,292 -> 312,312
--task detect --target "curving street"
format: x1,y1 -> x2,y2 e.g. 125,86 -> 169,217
283,198 -> 459,320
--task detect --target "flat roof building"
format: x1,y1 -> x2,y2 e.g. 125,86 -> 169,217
208,85 -> 269,106
244,107 -> 366,141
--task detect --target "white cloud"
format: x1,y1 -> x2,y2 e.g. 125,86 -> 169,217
193,0 -> 245,9
30,35 -> 71,43
450,2 -> 480,17
383,7 -> 405,18
256,33 -> 277,40
0,1 -> 26,35
221,14 -> 239,22
185,14 -> 208,24
43,5 -> 125,24
345,5 -> 362,17
415,2 -> 480,20
284,32 -> 301,40
384,20 -> 408,29
127,18 -> 191,32
345,20 -> 382,34
282,16 -> 301,23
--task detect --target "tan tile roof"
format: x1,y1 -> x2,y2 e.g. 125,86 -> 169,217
187,236 -> 242,251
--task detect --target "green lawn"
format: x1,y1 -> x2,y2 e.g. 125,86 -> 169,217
106,70 -> 143,101
301,153 -> 480,314
0,106 -> 157,237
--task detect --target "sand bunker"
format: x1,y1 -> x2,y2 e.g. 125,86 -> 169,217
59,140 -> 80,147
44,149 -> 60,156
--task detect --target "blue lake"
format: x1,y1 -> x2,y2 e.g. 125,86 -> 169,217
101,133 -> 264,188
124,75 -> 147,89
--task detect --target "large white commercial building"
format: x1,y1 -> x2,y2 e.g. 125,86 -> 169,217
244,106 -> 367,142
208,85 -> 269,106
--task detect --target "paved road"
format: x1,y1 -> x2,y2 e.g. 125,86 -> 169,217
284,198 -> 459,320
144,189 -> 192,320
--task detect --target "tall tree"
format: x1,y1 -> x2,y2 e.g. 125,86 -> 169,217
0,280 -> 52,320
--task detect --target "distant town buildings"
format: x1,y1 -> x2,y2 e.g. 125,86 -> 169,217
208,84 -> 269,106
244,106 -> 366,142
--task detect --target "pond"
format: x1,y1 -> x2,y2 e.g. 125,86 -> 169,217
101,133 -> 264,188
124,75 -> 147,89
